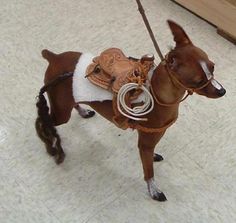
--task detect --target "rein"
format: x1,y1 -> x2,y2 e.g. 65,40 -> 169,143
136,0 -> 164,61
135,0 -> 213,107
135,0 -> 187,107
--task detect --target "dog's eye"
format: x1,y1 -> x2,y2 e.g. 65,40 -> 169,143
211,65 -> 214,72
209,62 -> 215,72
170,58 -> 175,64
209,65 -> 214,73
169,57 -> 178,68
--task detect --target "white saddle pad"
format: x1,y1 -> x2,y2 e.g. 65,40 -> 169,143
72,53 -> 113,103
72,52 -> 155,103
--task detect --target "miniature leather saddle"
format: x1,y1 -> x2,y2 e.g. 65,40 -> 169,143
85,48 -> 154,129
86,48 -> 154,93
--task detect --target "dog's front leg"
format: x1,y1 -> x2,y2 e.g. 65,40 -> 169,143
138,131 -> 167,201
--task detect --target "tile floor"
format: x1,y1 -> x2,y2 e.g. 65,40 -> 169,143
0,0 -> 236,222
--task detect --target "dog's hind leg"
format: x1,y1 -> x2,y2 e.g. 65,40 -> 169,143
36,50 -> 83,163
74,104 -> 96,119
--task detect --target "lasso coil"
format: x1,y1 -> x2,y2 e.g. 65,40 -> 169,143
117,83 -> 154,121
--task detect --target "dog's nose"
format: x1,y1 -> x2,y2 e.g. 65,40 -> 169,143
218,88 -> 226,97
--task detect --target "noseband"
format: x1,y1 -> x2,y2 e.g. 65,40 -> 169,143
150,61 -> 214,107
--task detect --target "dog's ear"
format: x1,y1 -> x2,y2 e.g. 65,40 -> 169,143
167,20 -> 192,47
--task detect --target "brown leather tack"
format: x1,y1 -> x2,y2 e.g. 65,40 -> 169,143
86,48 -> 154,93
86,48 -> 154,128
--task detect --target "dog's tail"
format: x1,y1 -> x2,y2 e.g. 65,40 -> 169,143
41,49 -> 57,62
36,72 -> 73,127
35,72 -> 73,163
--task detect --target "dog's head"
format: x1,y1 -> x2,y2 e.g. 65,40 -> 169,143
166,20 -> 226,98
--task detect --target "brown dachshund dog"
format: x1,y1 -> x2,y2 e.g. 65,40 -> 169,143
35,21 -> 226,201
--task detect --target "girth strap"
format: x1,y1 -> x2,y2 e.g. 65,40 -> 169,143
128,117 -> 177,133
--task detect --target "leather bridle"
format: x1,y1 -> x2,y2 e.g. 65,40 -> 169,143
132,0 -> 215,132
129,59 -> 215,132
150,61 -> 214,107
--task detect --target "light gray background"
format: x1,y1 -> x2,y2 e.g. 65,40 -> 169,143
1,0 -> 236,222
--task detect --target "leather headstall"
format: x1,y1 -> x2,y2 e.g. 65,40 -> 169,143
150,56 -> 214,107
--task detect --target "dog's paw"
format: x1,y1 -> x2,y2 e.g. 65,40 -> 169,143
153,153 -> 164,162
151,191 -> 167,201
81,110 -> 96,119
147,178 -> 167,202
79,109 -> 96,119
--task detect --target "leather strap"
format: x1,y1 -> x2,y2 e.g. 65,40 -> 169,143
128,117 -> 177,133
150,84 -> 191,107
136,0 -> 164,61
166,65 -> 214,94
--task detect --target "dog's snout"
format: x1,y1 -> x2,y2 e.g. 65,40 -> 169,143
218,88 -> 226,97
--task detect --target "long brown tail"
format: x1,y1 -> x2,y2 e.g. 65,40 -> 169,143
35,72 -> 73,164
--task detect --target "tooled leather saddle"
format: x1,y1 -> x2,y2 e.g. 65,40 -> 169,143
86,48 -> 154,93
85,48 -> 154,129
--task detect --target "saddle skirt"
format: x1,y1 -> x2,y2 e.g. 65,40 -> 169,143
86,48 -> 154,93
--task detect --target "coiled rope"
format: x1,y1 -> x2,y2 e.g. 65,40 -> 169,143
117,83 -> 154,121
